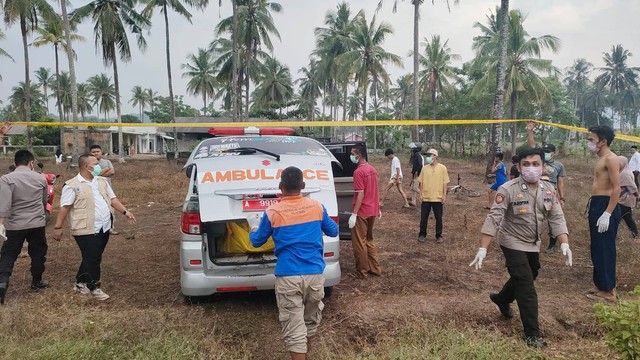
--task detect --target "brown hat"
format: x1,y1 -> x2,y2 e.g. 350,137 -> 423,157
426,148 -> 438,157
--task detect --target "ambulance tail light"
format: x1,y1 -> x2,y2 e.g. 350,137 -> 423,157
181,198 -> 201,235
330,216 -> 339,225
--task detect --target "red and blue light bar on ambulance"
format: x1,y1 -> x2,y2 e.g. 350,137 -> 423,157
208,127 -> 295,136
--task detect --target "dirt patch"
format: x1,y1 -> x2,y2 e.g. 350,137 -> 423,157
0,154 -> 636,359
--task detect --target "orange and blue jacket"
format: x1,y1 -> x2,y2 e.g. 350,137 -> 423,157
250,195 -> 338,276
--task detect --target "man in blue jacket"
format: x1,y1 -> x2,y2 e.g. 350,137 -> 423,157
250,166 -> 338,360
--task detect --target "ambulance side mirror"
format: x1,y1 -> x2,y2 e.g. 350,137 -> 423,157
185,163 -> 195,178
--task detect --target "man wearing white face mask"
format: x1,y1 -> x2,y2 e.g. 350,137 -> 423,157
469,147 -> 571,349
52,154 -> 136,301
585,125 -> 621,303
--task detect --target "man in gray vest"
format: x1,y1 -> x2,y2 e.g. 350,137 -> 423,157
0,150 -> 49,304
52,154 -> 136,300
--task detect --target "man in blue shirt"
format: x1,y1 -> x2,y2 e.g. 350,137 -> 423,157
486,153 -> 507,209
249,166 -> 338,360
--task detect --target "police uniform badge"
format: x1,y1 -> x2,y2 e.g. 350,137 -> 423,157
495,194 -> 505,204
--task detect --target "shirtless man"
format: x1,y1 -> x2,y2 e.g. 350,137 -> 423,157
586,125 -> 620,303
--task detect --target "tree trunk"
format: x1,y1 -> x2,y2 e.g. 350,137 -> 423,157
411,1 -> 420,141
487,0 -> 509,178
231,0 -> 239,121
362,81 -> 368,121
510,91 -> 518,155
245,70 -> 250,120
431,90 -> 436,146
203,93 -> 207,117
60,0 -> 80,165
163,5 -> 177,152
20,16 -> 32,150
55,44 -> 64,151
112,52 -> 125,163
342,82 -> 348,121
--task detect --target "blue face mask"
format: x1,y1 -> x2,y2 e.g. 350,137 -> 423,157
90,164 -> 102,177
544,152 -> 552,162
350,155 -> 358,164
425,156 -> 434,165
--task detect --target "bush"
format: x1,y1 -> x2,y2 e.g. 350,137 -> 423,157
594,286 -> 640,360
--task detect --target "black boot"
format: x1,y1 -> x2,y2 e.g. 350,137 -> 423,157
31,280 -> 49,291
0,282 -> 7,304
490,292 -> 513,319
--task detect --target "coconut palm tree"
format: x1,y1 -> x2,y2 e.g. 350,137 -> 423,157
391,74 -> 412,120
472,8 -> 560,155
419,34 -> 460,144
32,18 -> 84,145
34,67 -> 54,113
145,88 -> 158,112
129,85 -> 150,121
337,12 -> 402,120
296,62 -> 322,121
87,73 -> 116,121
76,82 -> 93,121
595,44 -> 640,126
9,82 -> 45,120
73,0 -> 150,162
314,2 -> 356,122
376,0 -> 459,140
253,56 -> 293,117
564,58 -> 593,125
55,71 -> 72,120
182,48 -> 217,116
142,0 -> 209,139
2,0 -> 56,148
216,0 -> 282,119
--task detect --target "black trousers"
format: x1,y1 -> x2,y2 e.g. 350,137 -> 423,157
634,171 -> 640,190
494,246 -> 541,338
419,201 -> 443,238
74,229 -> 110,291
0,226 -> 47,284
620,205 -> 638,236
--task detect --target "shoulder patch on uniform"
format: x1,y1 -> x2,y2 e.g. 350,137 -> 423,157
495,194 -> 505,204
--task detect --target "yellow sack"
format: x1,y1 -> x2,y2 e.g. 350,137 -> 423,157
220,221 -> 275,254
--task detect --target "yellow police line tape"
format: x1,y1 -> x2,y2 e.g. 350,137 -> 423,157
7,118 -> 640,143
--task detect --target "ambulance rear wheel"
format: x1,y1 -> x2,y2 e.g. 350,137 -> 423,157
324,287 -> 333,298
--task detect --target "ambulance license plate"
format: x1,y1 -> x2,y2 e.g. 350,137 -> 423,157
242,199 -> 281,211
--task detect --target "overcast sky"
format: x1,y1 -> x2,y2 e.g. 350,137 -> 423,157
0,0 -> 638,116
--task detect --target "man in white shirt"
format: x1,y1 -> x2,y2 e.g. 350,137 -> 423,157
380,148 -> 410,208
628,145 -> 640,188
52,154 -> 136,300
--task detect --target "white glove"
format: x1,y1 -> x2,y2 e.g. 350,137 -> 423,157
0,224 -> 5,241
561,243 -> 573,267
348,213 -> 357,229
378,210 -> 382,220
247,213 -> 262,231
596,212 -> 611,233
469,248 -> 487,270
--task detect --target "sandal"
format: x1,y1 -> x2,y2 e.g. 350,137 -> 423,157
585,292 -> 617,303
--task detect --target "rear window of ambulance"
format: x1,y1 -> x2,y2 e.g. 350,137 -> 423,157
193,136 -> 331,159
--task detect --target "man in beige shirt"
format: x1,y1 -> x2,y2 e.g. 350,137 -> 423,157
0,150 -> 49,304
470,147 -> 572,349
417,149 -> 449,243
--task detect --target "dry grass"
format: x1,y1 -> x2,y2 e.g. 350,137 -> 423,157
0,152 -> 637,359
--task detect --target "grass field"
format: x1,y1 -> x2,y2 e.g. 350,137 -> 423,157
0,153 -> 637,360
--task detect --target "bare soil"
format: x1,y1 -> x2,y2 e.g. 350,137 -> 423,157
1,154 -> 638,359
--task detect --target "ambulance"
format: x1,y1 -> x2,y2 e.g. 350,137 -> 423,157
180,127 -> 341,300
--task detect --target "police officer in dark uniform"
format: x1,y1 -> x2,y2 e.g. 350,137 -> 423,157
469,147 -> 573,348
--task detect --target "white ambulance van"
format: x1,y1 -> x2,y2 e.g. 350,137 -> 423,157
180,127 -> 341,300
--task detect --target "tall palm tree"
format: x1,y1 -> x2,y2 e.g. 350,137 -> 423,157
87,73 -> 116,121
145,88 -> 158,112
142,0 -> 209,143
296,62 -> 322,121
595,44 -> 640,126
2,0 -> 56,148
76,82 -> 93,121
564,58 -> 593,125
419,34 -> 460,144
216,0 -> 282,119
584,83 -> 609,126
129,85 -> 149,120
55,71 -> 72,120
314,2 -> 355,122
32,18 -> 84,146
376,0 -> 459,140
182,48 -> 217,116
337,12 -> 402,120
472,8 -> 559,155
9,82 -> 45,120
73,0 -> 150,162
391,74 -> 412,120
34,67 -> 54,113
253,56 -> 293,117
